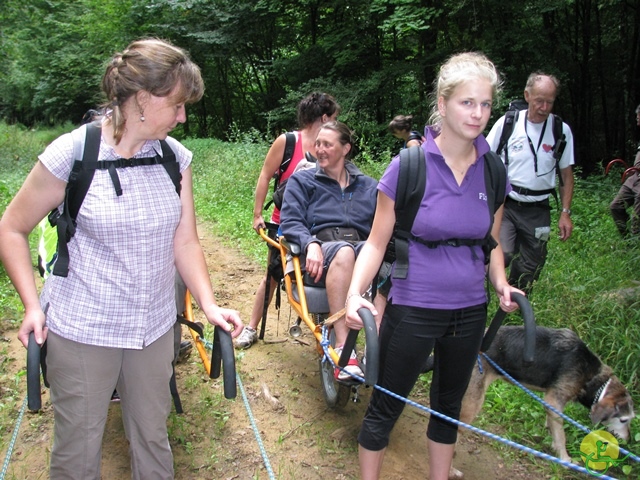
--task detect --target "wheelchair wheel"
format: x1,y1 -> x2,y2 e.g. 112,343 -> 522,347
318,330 -> 351,408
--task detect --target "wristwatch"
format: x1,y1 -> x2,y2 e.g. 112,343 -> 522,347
561,208 -> 572,216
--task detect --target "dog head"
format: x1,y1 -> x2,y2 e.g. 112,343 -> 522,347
590,376 -> 635,441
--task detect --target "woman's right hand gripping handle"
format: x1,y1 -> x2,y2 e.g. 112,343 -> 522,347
18,307 -> 47,349
252,213 -> 266,234
345,294 -> 377,331
345,295 -> 380,386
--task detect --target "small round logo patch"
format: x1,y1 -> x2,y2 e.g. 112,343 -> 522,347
579,430 -> 628,475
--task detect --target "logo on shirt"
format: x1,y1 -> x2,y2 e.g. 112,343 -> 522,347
479,192 -> 487,201
511,141 -> 524,153
542,144 -> 554,153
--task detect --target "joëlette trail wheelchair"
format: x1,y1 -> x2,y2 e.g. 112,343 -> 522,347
259,227 -> 379,408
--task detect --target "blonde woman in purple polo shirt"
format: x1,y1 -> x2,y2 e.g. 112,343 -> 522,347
0,39 -> 243,479
344,52 -> 524,480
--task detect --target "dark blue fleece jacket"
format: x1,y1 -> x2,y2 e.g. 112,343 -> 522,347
280,162 -> 378,251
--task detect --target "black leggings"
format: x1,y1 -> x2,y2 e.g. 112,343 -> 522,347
358,302 -> 486,450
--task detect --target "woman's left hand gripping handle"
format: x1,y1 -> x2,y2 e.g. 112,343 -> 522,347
18,307 -> 47,348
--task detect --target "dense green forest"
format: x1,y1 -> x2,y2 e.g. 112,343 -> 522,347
1,0 -> 639,174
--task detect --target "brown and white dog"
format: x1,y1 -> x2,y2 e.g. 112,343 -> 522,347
447,326 -> 635,479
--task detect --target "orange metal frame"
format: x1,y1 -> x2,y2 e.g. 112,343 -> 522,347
183,290 -> 212,376
259,229 -> 340,365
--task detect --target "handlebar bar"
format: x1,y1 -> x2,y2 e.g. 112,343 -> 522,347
27,332 -> 43,412
340,308 -> 379,386
258,226 -> 280,249
210,326 -> 237,399
27,322 -> 238,410
622,166 -> 640,184
604,158 -> 628,176
480,292 -> 536,363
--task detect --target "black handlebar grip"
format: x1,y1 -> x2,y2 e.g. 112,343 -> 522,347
481,292 -> 536,364
338,308 -> 379,386
210,327 -> 237,399
510,292 -> 536,363
358,308 -> 379,386
27,332 -> 42,412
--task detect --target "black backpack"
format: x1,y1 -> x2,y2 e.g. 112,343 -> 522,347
387,145 -> 506,280
496,100 -> 567,192
49,123 -> 181,277
271,152 -> 318,210
264,131 -> 296,211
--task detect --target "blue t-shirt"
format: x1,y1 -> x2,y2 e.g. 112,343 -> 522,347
379,127 -> 502,309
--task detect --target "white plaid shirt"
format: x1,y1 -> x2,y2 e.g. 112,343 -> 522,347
39,125 -> 191,349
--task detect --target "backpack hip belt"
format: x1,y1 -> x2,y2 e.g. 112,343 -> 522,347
504,196 -> 550,208
509,184 -> 558,207
510,185 -> 555,196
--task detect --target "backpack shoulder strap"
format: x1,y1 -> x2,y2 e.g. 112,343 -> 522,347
395,145 -> 426,227
551,114 -> 567,187
158,139 -> 182,196
392,145 -> 426,280
276,132 -> 297,187
479,150 -> 507,262
407,131 -> 424,144
265,131 -> 297,210
483,150 -> 506,215
496,110 -> 518,166
52,124 -> 101,277
551,114 -> 567,160
552,114 -> 564,145
67,125 -> 101,220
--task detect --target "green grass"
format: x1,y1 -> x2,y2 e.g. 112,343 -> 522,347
1,121 -> 640,477
0,122 -> 49,327
185,136 -> 268,264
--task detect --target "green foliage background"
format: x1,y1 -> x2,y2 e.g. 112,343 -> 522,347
1,0 -> 639,175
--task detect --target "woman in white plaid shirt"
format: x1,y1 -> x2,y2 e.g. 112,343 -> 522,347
0,38 -> 243,479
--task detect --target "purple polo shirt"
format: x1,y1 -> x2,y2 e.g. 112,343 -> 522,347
379,127 -> 505,310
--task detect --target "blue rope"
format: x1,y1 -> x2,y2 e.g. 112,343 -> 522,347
320,329 -> 621,480
0,396 -> 28,480
199,336 -> 276,479
481,352 -> 640,464
236,373 -> 276,480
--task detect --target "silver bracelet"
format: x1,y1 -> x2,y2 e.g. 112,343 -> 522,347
345,292 -> 362,309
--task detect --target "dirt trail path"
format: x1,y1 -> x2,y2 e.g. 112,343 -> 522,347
1,222 -> 538,479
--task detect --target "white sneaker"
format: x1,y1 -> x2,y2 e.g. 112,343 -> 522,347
333,346 -> 363,381
235,327 -> 257,349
